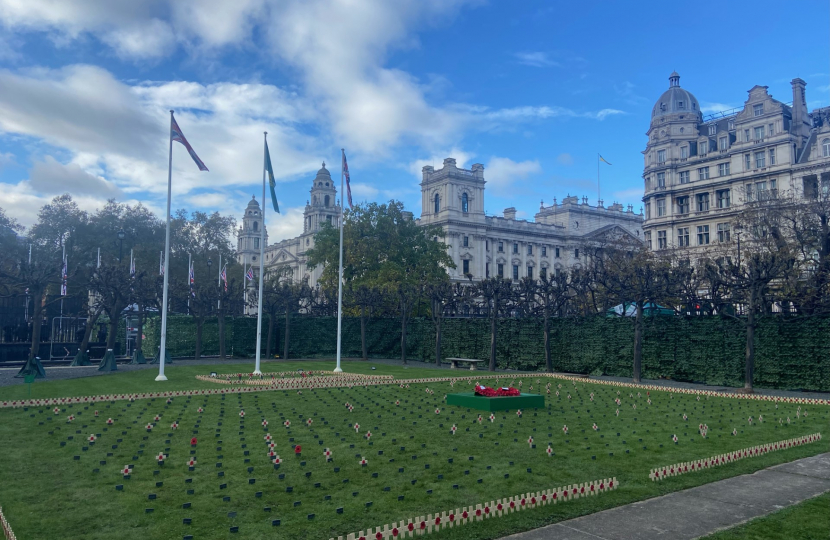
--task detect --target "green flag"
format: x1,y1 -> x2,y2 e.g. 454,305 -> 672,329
265,140 -> 279,213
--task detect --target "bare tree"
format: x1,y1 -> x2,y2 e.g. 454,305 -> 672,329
474,277 -> 515,371
517,272 -> 573,372
425,279 -> 454,365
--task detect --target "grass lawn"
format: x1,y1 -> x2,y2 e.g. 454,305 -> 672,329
702,493 -> 830,540
0,361 -> 827,540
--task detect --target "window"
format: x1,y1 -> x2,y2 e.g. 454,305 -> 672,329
555,247 -> 560,258
656,199 -> 666,217
644,231 -> 652,250
513,243 -> 518,254
728,119 -> 735,130
681,146 -> 688,159
541,246 -> 547,257
718,223 -> 731,242
745,154 -> 752,170
527,245 -> 533,256
540,267 -> 546,279
708,124 -> 717,135
463,235 -> 469,247
718,162 -> 731,176
497,263 -> 504,277
823,139 -> 830,157
434,193 -> 440,213
698,167 -> 710,180
677,196 -> 690,214
754,126 -> 765,140
768,123 -> 774,136
657,231 -> 667,249
717,189 -> 731,208
755,151 -> 766,168
463,259 -> 470,275
512,265 -> 519,280
744,129 -> 750,142
645,202 -> 651,219
498,241 -> 504,252
677,100 -> 684,109
769,148 -> 776,165
574,248 -> 580,258
486,263 -> 490,278
719,137 -> 728,151
699,141 -> 707,155
753,104 -> 764,117
678,227 -> 690,247
657,172 -> 666,187
324,194 -> 330,207
697,225 -> 710,245
696,193 -> 710,212
527,266 -> 533,280
679,171 -> 690,184
746,183 -> 754,202
461,192 -> 469,213
254,237 -> 259,249
657,149 -> 666,163
253,221 -> 259,232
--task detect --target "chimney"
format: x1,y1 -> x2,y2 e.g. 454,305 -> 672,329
791,78 -> 810,152
421,165 -> 434,182
442,157 -> 457,169
503,207 -> 517,220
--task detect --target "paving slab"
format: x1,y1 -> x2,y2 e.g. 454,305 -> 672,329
503,453 -> 830,540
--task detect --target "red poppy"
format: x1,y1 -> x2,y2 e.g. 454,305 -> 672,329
190,437 -> 197,445
294,445 -> 302,454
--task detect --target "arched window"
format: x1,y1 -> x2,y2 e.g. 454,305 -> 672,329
462,193 -> 469,213
253,221 -> 259,232
324,195 -> 330,207
823,138 -> 830,157
326,215 -> 332,225
434,193 -> 440,213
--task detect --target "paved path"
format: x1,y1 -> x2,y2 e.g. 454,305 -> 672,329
504,453 -> 830,540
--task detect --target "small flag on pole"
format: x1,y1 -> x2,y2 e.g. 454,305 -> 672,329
599,154 -> 612,165
343,151 -> 353,209
130,252 -> 136,277
220,265 -> 228,292
189,262 -> 195,298
171,114 -> 209,171
246,266 -> 254,281
264,140 -> 279,213
60,257 -> 68,296
159,251 -> 164,276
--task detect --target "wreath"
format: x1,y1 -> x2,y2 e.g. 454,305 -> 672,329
474,385 -> 520,397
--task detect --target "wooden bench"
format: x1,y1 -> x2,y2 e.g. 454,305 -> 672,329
447,358 -> 484,371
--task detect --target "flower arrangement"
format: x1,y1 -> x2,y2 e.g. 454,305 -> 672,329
474,385 -> 520,397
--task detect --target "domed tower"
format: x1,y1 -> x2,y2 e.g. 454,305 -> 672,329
237,196 -> 268,268
303,162 -> 340,234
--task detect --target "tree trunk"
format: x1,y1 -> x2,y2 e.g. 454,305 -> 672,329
266,313 -> 274,359
106,316 -> 118,352
489,312 -> 497,372
217,301 -> 226,359
195,319 -> 203,360
400,298 -> 408,364
283,309 -> 290,361
135,303 -> 144,354
544,312 -> 552,372
435,316 -> 443,366
633,301 -> 643,383
360,306 -> 367,361
79,309 -> 102,356
745,294 -> 756,391
28,287 -> 45,361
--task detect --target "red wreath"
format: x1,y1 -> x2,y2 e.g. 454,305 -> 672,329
474,385 -> 520,397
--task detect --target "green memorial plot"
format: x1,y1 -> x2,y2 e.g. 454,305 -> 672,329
446,392 -> 545,411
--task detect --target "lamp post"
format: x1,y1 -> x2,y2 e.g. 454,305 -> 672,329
117,229 -> 126,263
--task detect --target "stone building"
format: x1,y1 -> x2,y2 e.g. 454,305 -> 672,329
642,72 -> 830,252
416,158 -> 643,282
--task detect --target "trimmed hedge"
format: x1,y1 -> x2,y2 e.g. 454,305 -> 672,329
143,314 -> 830,391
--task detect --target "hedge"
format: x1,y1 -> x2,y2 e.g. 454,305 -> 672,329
143,314 -> 830,392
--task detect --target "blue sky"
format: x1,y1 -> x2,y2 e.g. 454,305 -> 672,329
0,0 -> 828,241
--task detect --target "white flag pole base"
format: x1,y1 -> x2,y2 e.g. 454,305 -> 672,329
333,366 -> 343,373
154,374 -> 168,382
252,370 -> 263,375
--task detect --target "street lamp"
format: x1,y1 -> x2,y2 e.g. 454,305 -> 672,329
117,229 -> 126,263
207,257 -> 212,275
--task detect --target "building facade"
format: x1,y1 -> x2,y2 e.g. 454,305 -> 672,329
642,72 -> 830,253
417,158 -> 643,282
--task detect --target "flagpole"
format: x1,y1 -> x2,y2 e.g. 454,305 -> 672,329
217,253 -> 221,310
597,153 -> 600,204
97,248 -> 100,269
187,253 -> 192,315
156,110 -> 174,382
334,148 -> 345,373
243,263 -> 247,315
253,132 -> 267,375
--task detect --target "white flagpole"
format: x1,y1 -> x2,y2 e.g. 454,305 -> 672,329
253,132 -> 267,375
334,148 -> 345,373
187,252 -> 192,315
243,263 -> 247,315
130,248 -> 134,274
156,110 -> 174,382
217,253 -> 221,309
97,247 -> 100,268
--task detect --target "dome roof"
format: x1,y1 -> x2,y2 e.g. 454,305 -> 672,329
246,196 -> 260,209
315,162 -> 331,180
651,72 -> 701,122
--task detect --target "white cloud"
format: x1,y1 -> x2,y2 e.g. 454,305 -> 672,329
700,102 -> 736,114
514,51 -> 559,68
267,205 -> 305,242
611,187 -> 644,203
188,192 -> 230,208
593,108 -> 625,120
29,155 -> 122,197
407,148 -> 476,181
557,153 -> 573,165
484,157 -> 542,195
349,182 -> 379,199
0,151 -> 15,170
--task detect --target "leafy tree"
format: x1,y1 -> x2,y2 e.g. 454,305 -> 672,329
517,272 -> 573,372
348,284 -> 385,361
88,262 -> 142,351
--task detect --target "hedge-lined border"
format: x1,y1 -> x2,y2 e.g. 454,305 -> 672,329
2,372 -> 828,410
196,371 -> 395,386
649,433 -> 823,481
329,477 -> 618,540
0,506 -> 17,540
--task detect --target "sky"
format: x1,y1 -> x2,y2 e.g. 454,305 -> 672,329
0,0 -> 828,243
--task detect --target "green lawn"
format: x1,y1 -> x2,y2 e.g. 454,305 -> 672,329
702,493 -> 830,540
0,362 -> 827,540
